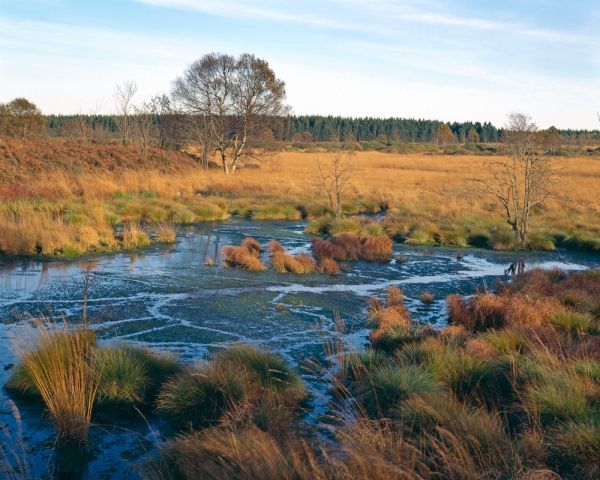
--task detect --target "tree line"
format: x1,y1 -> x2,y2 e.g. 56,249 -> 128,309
39,114 -> 600,145
2,50 -> 599,159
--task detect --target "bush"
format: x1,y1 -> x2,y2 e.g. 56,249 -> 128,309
217,344 -> 306,403
480,328 -> 529,354
420,291 -> 434,304
240,237 -> 261,256
359,235 -> 392,262
551,311 -> 592,336
547,420 -> 600,478
147,426 -> 321,480
94,347 -> 149,406
446,293 -> 550,331
156,363 -> 251,428
94,346 -> 179,407
312,232 -> 393,263
342,349 -> 389,382
222,245 -> 266,272
14,324 -> 98,442
318,257 -> 340,275
369,326 -> 427,354
359,365 -> 441,417
524,373 -> 597,427
269,241 -> 316,274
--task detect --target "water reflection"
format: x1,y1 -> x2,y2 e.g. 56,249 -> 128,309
505,261 -> 525,276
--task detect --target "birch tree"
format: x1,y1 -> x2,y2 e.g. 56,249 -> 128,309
171,53 -> 286,173
477,113 -> 554,245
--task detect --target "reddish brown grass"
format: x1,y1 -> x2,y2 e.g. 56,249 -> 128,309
464,338 -> 499,360
271,251 -> 316,274
312,233 -> 393,263
333,234 -> 362,261
447,293 -> 558,331
386,286 -> 404,306
268,240 -> 317,274
368,286 -> 412,345
312,238 -> 347,262
240,237 -> 262,257
318,258 -> 341,276
222,246 -> 266,272
420,291 -> 435,304
360,235 -> 393,262
267,240 -> 285,254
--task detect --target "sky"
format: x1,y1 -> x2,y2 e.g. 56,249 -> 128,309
1,0 -> 599,129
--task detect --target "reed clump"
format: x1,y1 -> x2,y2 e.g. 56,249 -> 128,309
154,221 -> 178,243
317,257 -> 341,275
368,287 -> 413,350
312,232 -> 393,263
14,320 -> 98,443
156,344 -> 306,430
268,240 -> 317,274
222,237 -> 267,272
9,334 -> 180,416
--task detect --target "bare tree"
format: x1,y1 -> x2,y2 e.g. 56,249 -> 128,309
476,113 -> 554,245
134,100 -> 158,158
171,52 -> 286,173
74,103 -> 102,147
315,143 -> 354,221
113,81 -> 138,146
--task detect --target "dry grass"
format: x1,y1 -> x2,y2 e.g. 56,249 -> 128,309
312,233 -> 393,263
318,257 -> 340,276
240,237 -> 262,256
360,235 -> 393,262
222,237 -> 266,272
122,221 -> 150,249
369,287 -> 412,348
1,138 -> 599,256
268,241 -> 316,274
420,291 -> 435,304
15,320 -> 98,443
154,221 -> 177,243
447,292 -> 560,331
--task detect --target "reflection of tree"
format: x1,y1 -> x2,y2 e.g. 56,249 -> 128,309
201,232 -> 220,266
505,261 -> 525,276
80,260 -> 100,327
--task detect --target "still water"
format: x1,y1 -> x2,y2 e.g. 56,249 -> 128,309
0,220 -> 596,478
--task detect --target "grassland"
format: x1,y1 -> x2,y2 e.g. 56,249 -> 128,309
1,136 -> 599,256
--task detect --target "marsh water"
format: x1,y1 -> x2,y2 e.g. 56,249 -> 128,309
0,220 -> 597,479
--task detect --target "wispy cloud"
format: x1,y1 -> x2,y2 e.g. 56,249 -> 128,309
136,0 -> 593,45
1,1 -> 598,128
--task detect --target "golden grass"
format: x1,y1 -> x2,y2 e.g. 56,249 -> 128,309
222,238 -> 267,272
1,145 -> 600,256
154,221 -> 177,243
447,292 -> 563,331
317,257 -> 340,276
368,287 -> 412,347
16,320 -> 98,443
268,241 -> 317,274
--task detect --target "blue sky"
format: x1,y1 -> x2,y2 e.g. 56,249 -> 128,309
1,0 -> 598,128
